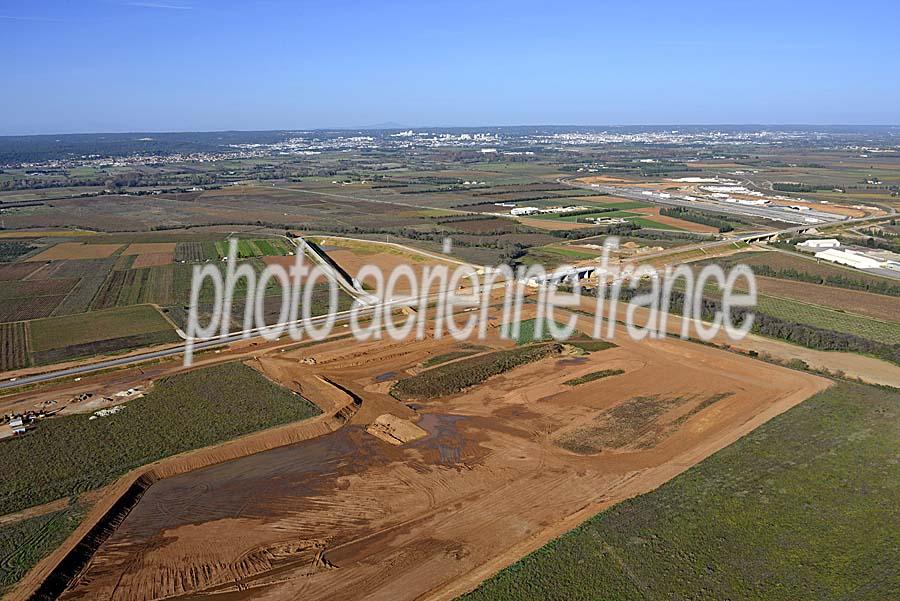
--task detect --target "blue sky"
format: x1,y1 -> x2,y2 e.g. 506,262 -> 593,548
2,0 -> 899,134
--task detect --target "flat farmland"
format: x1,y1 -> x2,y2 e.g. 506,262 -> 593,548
0,279 -> 78,322
91,266 -> 175,309
28,304 -> 179,366
0,321 -> 29,372
0,262 -> 42,281
0,279 -> 78,301
753,276 -> 899,322
121,243 -> 176,255
214,237 -> 292,258
174,241 -> 219,262
91,260 -> 283,310
26,258 -> 115,280
50,275 -> 107,316
632,206 -> 719,232
131,252 -> 174,268
755,296 -> 900,345
441,217 -> 520,234
25,243 -> 122,262
0,297 -> 69,323
524,244 -> 604,266
512,215 -> 595,231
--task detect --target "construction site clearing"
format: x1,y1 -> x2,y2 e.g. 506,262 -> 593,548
8,303 -> 828,601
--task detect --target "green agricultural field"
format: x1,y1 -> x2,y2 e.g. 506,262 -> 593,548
565,339 -> 617,353
0,279 -> 78,322
214,238 -> 292,259
0,505 -> 87,597
174,241 -> 218,262
28,304 -> 179,365
524,245 -> 601,265
625,216 -> 684,231
535,209 -> 641,222
0,321 -> 29,372
91,259 -> 288,311
756,295 -> 900,345
563,368 -> 624,386
513,318 -> 573,344
461,381 -> 900,600
0,241 -> 36,262
586,200 -> 651,210
0,362 -> 321,516
391,343 -> 562,400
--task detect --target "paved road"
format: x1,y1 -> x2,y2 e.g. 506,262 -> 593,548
0,281 -> 502,391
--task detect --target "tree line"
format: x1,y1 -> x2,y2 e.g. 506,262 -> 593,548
660,207 -> 734,232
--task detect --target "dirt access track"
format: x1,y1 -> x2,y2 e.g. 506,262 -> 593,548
48,304 -> 827,601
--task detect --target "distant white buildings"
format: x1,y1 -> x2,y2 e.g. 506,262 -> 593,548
587,217 -> 627,225
798,238 -> 840,250
510,205 -> 590,217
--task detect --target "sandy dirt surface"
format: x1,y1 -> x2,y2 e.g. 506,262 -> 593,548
323,247 -> 461,294
581,296 -> 900,388
0,498 -> 70,527
366,413 -> 428,445
56,310 -> 827,601
710,332 -> 900,388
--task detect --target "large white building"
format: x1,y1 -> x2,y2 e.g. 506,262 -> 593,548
814,248 -> 883,269
798,238 -> 841,250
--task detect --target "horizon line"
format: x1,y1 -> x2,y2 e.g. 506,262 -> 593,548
3,123 -> 900,138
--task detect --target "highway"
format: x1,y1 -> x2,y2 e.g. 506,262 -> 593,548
0,279 -> 504,391
559,176 -> 895,240
563,179 -> 845,226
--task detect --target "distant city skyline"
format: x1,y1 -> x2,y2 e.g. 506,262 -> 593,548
3,0 -> 899,135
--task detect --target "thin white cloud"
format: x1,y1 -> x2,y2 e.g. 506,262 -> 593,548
0,14 -> 66,22
124,2 -> 193,9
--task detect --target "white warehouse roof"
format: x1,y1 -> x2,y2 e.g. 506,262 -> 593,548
814,248 -> 882,269
798,238 -> 840,249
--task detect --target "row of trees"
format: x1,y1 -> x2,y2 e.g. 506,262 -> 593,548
660,207 -> 734,232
